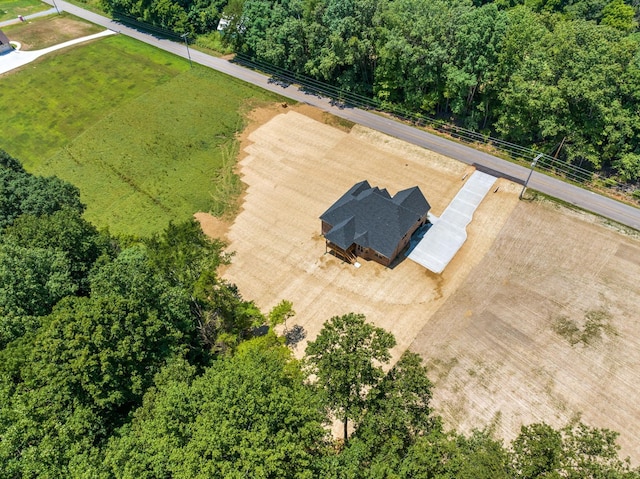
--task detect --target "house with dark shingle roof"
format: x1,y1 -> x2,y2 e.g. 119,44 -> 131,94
320,180 -> 430,266
0,30 -> 12,54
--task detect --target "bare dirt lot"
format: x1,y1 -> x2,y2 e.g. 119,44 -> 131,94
220,107 -> 640,462
5,15 -> 101,50
411,198 -> 640,462
222,109 -> 520,357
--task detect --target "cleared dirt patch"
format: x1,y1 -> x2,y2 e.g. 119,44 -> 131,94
222,107 -> 640,463
410,198 -> 640,463
194,212 -> 229,239
4,14 -> 102,50
222,109 -> 520,360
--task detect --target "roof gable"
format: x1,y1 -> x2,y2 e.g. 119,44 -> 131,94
0,30 -> 11,52
393,187 -> 430,215
324,216 -> 356,249
321,180 -> 371,218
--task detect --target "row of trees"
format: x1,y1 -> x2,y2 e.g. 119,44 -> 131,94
1,150 -> 637,476
102,0 -> 640,183
103,0 -> 228,34
232,0 -> 640,182
59,314 -> 639,478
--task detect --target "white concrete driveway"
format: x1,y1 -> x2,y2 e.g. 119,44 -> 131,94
0,29 -> 116,75
407,171 -> 497,273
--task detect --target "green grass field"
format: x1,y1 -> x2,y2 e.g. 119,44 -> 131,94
0,0 -> 48,21
0,34 -> 282,235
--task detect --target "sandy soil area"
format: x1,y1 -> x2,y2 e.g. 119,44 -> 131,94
410,198 -> 640,462
194,211 -> 229,239
222,109 -> 520,359
216,106 -> 640,462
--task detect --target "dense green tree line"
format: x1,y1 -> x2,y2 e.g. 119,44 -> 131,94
0,150 -> 264,476
103,0 -> 228,34
102,0 -> 640,183
1,150 -> 638,476
232,0 -> 640,181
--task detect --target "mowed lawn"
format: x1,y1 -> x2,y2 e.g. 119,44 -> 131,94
0,34 -> 281,235
0,0 -> 48,21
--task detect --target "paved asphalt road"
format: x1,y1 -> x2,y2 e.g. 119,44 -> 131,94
38,0 -> 640,230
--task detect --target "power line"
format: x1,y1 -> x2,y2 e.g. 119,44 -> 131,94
245,55 -> 638,200
90,8 -> 638,204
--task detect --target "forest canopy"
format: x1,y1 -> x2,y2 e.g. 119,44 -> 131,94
0,150 -> 638,476
102,0 -> 640,183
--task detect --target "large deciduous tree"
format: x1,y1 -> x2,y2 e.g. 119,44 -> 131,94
2,207 -> 109,295
102,336 -> 328,478
511,422 -> 639,478
333,351 -> 437,476
0,150 -> 84,229
0,292 -> 188,477
0,242 -> 75,347
145,219 -> 263,354
374,0 -> 465,113
305,312 -> 396,442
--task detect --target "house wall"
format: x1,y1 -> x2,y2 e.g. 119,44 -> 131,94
357,246 -> 391,267
388,213 -> 429,263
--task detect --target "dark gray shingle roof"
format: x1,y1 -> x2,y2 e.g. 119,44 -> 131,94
320,181 -> 430,258
0,30 -> 11,53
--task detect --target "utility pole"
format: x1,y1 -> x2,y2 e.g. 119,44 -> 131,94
180,33 -> 192,68
554,137 -> 566,159
52,0 -> 60,14
520,153 -> 544,200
